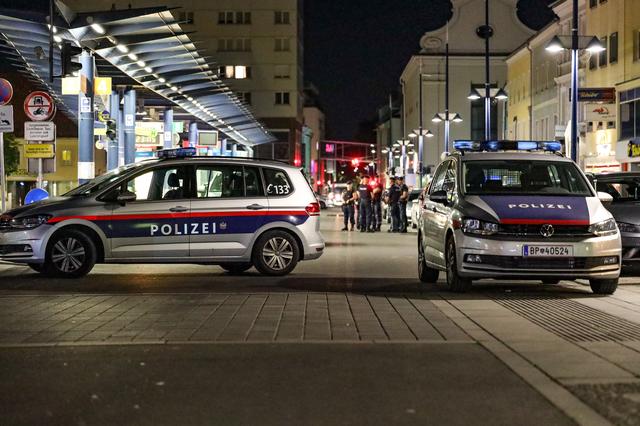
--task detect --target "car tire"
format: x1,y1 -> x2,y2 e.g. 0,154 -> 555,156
252,230 -> 299,276
43,229 -> 97,278
28,263 -> 45,273
589,278 -> 618,295
418,236 -> 439,283
445,238 -> 471,292
542,279 -> 560,285
219,262 -> 253,274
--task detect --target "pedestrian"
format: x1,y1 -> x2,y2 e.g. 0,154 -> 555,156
355,175 -> 373,233
371,175 -> 384,231
387,177 -> 401,232
341,181 -> 356,231
397,176 -> 409,233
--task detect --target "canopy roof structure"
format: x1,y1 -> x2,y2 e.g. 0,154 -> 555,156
0,2 -> 274,145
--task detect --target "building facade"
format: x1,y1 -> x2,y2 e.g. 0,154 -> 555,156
65,0 -> 304,164
303,84 -> 325,190
399,0 -> 534,179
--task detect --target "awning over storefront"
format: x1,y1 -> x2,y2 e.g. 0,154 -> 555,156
0,3 -> 274,146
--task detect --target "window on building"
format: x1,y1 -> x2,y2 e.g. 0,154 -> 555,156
599,0 -> 607,3
609,32 -> 618,64
469,85 -> 497,140
274,64 -> 290,79
178,11 -> 194,24
599,36 -> 608,67
237,92 -> 252,105
218,65 -> 252,79
275,38 -> 290,52
219,11 -> 251,24
217,38 -> 251,52
620,100 -> 639,140
589,0 -> 597,7
589,51 -> 597,69
275,92 -> 290,105
61,150 -> 72,166
275,11 -> 290,24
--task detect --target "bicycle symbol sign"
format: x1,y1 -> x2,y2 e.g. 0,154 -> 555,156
24,91 -> 56,121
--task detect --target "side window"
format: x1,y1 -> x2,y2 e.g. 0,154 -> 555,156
244,167 -> 265,197
125,167 -> 187,201
263,168 -> 293,196
429,161 -> 450,194
443,160 -> 457,193
196,165 -> 244,198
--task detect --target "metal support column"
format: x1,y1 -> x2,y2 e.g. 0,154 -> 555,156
117,107 -> 124,166
188,122 -> 198,147
163,108 -> 173,149
78,50 -> 95,184
418,64 -> 423,188
570,0 -> 579,162
107,89 -> 119,171
484,0 -> 491,141
0,132 -> 5,212
123,88 -> 136,165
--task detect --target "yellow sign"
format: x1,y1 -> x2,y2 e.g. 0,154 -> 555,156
25,143 -> 55,159
629,142 -> 640,158
61,77 -> 112,95
94,127 -> 107,136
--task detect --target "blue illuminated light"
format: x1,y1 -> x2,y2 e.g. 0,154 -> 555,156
452,140 -> 564,153
156,147 -> 197,159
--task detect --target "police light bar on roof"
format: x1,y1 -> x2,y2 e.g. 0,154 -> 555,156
452,140 -> 563,153
156,147 -> 197,159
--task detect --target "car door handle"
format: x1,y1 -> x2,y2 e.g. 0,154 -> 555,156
169,206 -> 188,213
246,204 -> 266,210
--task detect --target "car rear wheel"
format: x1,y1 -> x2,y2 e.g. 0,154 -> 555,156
446,238 -> 471,293
219,262 -> 253,274
589,278 -> 618,295
44,229 -> 97,278
253,230 -> 299,276
418,236 -> 439,283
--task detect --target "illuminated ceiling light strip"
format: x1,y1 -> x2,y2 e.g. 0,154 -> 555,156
90,23 -> 105,34
116,44 -> 128,53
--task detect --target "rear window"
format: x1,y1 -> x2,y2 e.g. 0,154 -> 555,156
263,168 -> 293,196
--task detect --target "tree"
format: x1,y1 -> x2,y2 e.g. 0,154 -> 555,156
2,133 -> 20,175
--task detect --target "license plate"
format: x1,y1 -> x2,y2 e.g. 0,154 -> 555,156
523,245 -> 573,257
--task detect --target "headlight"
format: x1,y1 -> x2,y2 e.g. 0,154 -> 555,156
462,218 -> 499,236
616,222 -> 640,233
588,218 -> 618,236
9,215 -> 52,230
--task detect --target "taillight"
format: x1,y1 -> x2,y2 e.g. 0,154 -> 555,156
305,202 -> 321,216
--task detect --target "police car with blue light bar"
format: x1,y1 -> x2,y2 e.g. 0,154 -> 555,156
417,140 -> 621,294
0,148 -> 325,278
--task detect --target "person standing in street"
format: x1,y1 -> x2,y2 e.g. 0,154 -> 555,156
341,181 -> 356,231
371,175 -> 384,232
355,175 -> 373,233
398,176 -> 409,233
386,177 -> 401,232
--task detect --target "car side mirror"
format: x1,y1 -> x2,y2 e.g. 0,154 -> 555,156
429,190 -> 448,205
116,191 -> 137,205
597,191 -> 613,205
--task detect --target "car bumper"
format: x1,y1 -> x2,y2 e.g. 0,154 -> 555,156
620,233 -> 640,271
0,226 -> 51,264
456,230 -> 621,280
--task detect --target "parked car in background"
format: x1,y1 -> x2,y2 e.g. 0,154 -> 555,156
407,189 -> 422,228
592,172 -> 640,273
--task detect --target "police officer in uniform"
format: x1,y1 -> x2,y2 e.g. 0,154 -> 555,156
371,175 -> 384,232
341,181 -> 356,231
386,177 -> 401,232
356,175 -> 373,232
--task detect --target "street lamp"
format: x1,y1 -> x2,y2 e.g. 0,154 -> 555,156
545,5 -> 605,162
396,139 -> 412,176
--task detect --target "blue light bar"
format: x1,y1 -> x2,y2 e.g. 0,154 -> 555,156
453,140 -> 563,153
156,147 -> 197,159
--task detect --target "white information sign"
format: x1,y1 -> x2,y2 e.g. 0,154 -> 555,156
25,121 -> 55,141
0,105 -> 14,132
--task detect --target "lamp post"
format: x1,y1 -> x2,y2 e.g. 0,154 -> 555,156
408,129 -> 433,187
545,1 -> 604,162
394,139 -> 413,176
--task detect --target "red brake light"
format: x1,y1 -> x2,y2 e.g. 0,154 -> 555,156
305,202 -> 321,216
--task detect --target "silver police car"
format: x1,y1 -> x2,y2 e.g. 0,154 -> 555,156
418,141 -> 621,294
0,148 -> 325,278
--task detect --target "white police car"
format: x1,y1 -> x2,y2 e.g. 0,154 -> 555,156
0,148 -> 324,278
418,141 -> 621,294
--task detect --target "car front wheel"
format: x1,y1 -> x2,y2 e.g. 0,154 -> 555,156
445,238 -> 471,292
589,278 -> 618,295
44,229 -> 97,278
418,236 -> 439,283
253,231 -> 299,276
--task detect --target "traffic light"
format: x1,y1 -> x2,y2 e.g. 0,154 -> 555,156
60,42 -> 82,77
105,119 -> 116,141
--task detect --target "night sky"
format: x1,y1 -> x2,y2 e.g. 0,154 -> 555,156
304,0 -> 556,140
0,0 -> 556,140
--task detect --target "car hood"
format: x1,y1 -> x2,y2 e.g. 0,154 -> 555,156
605,202 -> 640,225
1,197 -> 72,218
464,195 -> 603,225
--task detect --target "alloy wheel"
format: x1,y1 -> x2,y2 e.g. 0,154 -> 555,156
262,237 -> 294,271
51,237 -> 86,273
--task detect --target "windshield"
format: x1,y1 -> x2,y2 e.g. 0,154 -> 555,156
64,162 -> 146,196
463,160 -> 592,196
595,177 -> 640,203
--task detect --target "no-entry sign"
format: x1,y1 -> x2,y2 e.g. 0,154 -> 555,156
24,91 -> 56,121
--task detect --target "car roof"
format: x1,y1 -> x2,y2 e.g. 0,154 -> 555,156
450,151 -> 572,162
151,156 -> 299,171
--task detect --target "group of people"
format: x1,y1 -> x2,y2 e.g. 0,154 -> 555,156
340,175 -> 410,233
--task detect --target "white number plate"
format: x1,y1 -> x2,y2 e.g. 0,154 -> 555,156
523,245 -> 573,257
